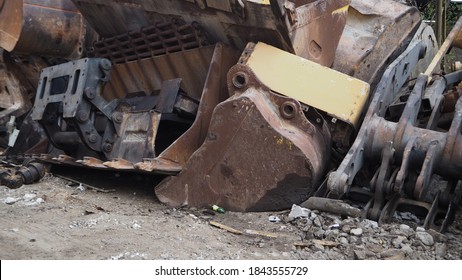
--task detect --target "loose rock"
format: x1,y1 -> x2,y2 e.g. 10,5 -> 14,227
23,194 -> 37,201
380,249 -> 405,260
338,237 -> 349,245
288,205 -> 311,221
400,245 -> 414,256
392,236 -> 407,248
350,228 -> 363,236
354,250 -> 366,260
427,229 -> 448,243
416,231 -> 434,246
435,243 -> 447,258
3,197 -> 18,205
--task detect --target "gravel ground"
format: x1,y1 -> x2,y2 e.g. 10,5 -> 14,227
0,166 -> 461,260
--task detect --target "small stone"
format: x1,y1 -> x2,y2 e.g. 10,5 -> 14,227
338,237 -> 349,245
313,243 -> 325,252
392,236 -> 407,248
361,219 -> 379,229
3,197 -> 18,205
35,198 -> 44,204
132,223 -> 142,229
427,229 -> 448,243
354,250 -> 366,260
349,236 -> 359,244
342,224 -> 351,233
400,245 -> 414,256
268,215 -> 281,223
310,212 -> 318,220
350,228 -> 363,236
399,224 -> 410,231
416,231 -> 434,246
416,226 -> 426,232
380,249 -> 405,260
325,229 -> 340,238
399,224 -> 414,237
23,193 -> 37,201
288,204 -> 311,221
313,216 -> 323,227
365,250 -> 377,259
366,237 -> 381,244
313,229 -> 325,239
435,243 -> 447,258
11,228 -> 19,232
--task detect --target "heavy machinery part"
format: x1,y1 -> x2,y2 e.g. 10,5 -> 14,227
0,0 -> 21,52
333,0 -> 421,90
0,0 -> 92,59
327,23 -> 462,231
301,197 -> 361,218
31,57 -> 170,163
410,23 -> 438,80
100,38 -> 215,101
72,0 -> 350,67
26,44 -> 239,173
239,42 -> 369,127
0,161 -> 46,189
91,21 -> 209,64
0,50 -> 48,151
328,40 -> 427,197
155,63 -> 331,212
239,42 -> 369,150
0,52 -> 30,124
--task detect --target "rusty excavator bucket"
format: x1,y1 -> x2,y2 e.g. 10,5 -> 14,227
155,42 -> 369,211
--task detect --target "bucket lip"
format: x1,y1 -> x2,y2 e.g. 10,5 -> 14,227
0,0 -> 23,52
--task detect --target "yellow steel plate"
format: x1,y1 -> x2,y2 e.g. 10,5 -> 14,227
244,42 -> 370,126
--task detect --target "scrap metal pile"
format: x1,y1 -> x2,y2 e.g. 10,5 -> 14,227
1,0 -> 461,232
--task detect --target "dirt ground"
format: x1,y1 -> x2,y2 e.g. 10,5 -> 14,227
1,165 -> 461,260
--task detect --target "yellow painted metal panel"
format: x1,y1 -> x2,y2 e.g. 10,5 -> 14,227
244,42 -> 370,126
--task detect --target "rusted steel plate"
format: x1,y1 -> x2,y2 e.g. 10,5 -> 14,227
103,159 -> 135,170
333,0 -> 420,89
77,157 -> 107,169
155,64 -> 331,211
0,0 -> 22,51
1,0 -> 89,59
134,43 -> 240,172
91,21 -> 209,64
103,46 -> 216,101
72,0 -> 349,66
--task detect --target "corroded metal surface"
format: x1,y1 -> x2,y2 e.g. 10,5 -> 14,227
0,0 -> 22,52
155,64 -> 331,211
102,46 -> 216,101
0,0 -> 90,59
135,44 -> 240,172
91,21 -> 209,64
25,43 -> 238,175
327,25 -> 462,231
72,0 -> 349,66
333,0 -> 420,89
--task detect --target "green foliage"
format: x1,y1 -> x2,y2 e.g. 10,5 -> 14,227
421,1 -> 462,31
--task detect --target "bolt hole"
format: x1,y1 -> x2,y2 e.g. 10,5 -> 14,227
280,101 -> 297,119
233,73 -> 247,89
